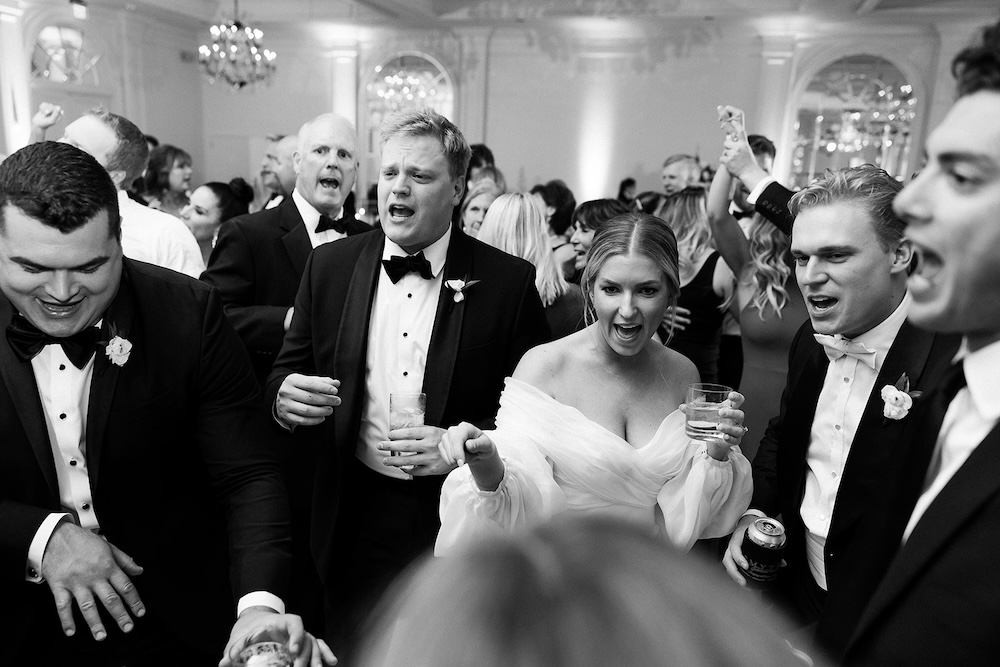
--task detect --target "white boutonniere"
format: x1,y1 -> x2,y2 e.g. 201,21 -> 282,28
880,372 -> 923,422
104,325 -> 132,367
445,276 -> 481,303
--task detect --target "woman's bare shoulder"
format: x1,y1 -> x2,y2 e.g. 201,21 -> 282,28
651,342 -> 701,392
513,330 -> 588,390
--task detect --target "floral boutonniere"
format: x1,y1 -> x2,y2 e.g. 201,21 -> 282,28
103,325 -> 132,367
880,372 -> 923,422
445,276 -> 481,303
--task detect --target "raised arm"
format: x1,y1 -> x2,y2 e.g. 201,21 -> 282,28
707,162 -> 752,276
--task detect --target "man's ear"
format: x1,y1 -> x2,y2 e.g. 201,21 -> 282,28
292,150 -> 302,176
891,238 -> 914,275
108,169 -> 128,189
452,177 -> 464,206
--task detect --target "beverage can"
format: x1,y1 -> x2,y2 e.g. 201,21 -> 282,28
739,517 -> 786,585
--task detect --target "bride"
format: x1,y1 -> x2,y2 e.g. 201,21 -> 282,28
436,212 -> 752,554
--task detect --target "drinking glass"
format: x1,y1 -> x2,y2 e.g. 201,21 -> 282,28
389,392 -> 425,469
685,383 -> 733,441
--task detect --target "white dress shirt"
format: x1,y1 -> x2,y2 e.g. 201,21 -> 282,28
25,342 -> 282,614
355,229 -> 450,480
904,338 -> 1000,542
118,191 -> 205,279
800,292 -> 910,589
291,189 -> 346,248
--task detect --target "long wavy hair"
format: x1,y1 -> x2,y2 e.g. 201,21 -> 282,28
746,214 -> 791,319
477,193 -> 569,307
657,186 -> 714,278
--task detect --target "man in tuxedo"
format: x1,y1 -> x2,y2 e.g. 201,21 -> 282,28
32,104 -> 206,278
819,20 -> 1000,665
0,142 -> 331,665
722,165 -> 960,632
266,109 -> 549,655
202,112 -> 370,630
202,112 -> 370,384
260,133 -> 298,210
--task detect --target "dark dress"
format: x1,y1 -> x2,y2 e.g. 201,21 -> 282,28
668,252 -> 725,383
545,284 -> 585,340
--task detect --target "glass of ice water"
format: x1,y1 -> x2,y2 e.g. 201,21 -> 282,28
389,392 -> 425,469
685,383 -> 733,442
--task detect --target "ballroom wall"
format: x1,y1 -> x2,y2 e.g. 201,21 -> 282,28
0,1 -> 994,203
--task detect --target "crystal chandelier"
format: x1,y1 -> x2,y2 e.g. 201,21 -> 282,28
198,0 -> 276,90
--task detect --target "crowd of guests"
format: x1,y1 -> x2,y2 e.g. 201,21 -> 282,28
1,15 -> 999,667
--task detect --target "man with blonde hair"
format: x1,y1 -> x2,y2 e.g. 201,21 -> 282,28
267,109 -> 548,656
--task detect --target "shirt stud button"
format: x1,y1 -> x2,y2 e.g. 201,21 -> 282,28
69,459 -> 78,467
403,371 -> 409,377
59,364 -> 66,371
81,503 -> 90,511
59,413 -> 67,420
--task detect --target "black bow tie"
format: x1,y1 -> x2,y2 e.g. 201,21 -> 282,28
733,208 -> 754,220
6,313 -> 100,369
315,214 -> 347,234
382,252 -> 433,284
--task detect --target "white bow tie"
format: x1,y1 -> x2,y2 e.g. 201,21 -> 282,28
814,333 -> 878,370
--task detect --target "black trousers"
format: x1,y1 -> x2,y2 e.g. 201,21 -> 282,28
325,459 -> 443,662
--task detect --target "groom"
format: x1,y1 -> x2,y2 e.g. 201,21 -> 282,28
0,142 -> 326,665
723,165 -> 960,636
266,109 -> 549,654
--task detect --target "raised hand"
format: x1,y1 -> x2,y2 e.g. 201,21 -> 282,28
274,374 -> 340,427
32,102 -> 63,131
41,521 -> 145,641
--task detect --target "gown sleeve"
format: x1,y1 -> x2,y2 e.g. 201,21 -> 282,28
435,425 -> 567,556
656,441 -> 753,551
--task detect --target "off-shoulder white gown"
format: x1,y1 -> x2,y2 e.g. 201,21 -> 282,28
437,378 -> 753,554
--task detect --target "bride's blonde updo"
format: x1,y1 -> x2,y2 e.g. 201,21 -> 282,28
581,212 -> 680,326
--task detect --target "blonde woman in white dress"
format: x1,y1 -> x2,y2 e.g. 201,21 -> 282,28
436,212 -> 752,554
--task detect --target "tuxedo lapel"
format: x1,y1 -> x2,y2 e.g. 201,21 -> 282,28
853,423 -> 1000,640
279,200 -> 311,278
86,265 -> 136,490
855,321 -> 935,439
333,231 -> 384,451
832,323 -> 936,536
423,228 -> 472,427
0,295 -> 57,497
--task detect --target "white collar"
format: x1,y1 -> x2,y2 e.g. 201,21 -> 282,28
957,337 -> 1000,422
291,188 -> 342,232
852,290 -> 912,371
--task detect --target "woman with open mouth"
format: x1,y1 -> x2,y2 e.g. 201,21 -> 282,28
435,212 -> 752,555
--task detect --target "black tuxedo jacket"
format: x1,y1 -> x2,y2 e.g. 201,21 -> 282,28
201,196 -> 371,382
265,227 -> 549,582
821,366 -> 1000,665
752,319 -> 959,628
755,180 -> 796,234
0,260 -> 291,660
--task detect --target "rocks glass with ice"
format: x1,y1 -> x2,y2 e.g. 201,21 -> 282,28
389,392 -> 425,467
685,383 -> 733,442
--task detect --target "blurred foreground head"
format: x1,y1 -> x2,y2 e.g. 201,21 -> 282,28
358,515 -> 821,667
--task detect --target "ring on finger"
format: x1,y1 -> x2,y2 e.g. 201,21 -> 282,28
742,426 -> 749,434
